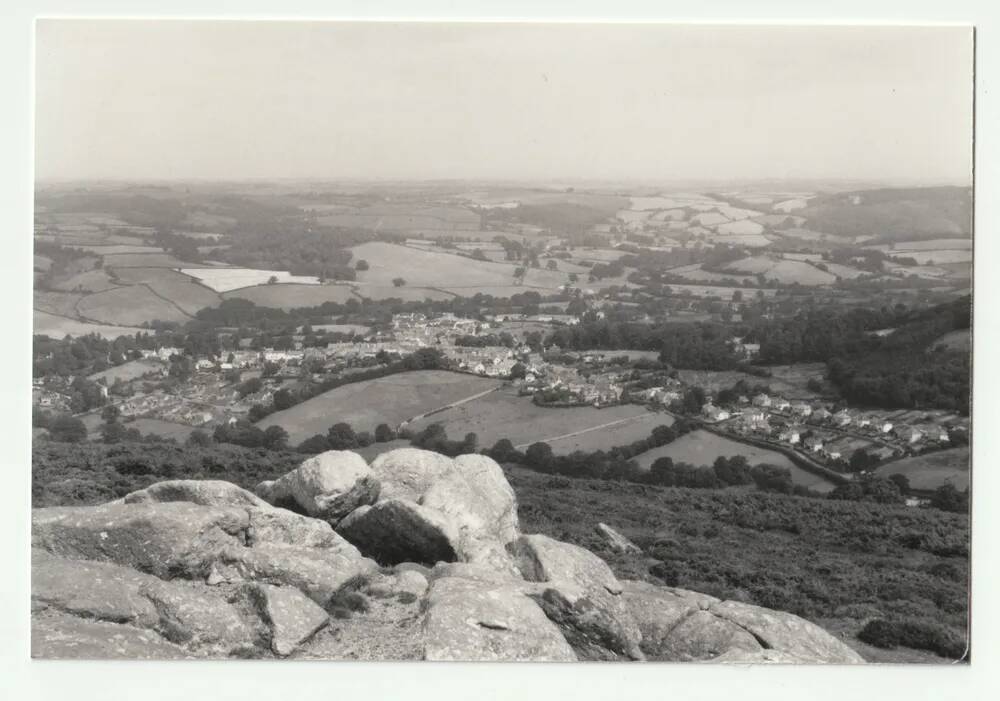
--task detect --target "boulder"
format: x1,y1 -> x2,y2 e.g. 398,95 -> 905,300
32,611 -> 190,660
32,502 -> 250,578
122,480 -> 269,509
707,600 -> 865,664
595,523 -> 642,555
365,569 -> 430,601
241,583 -> 330,657
620,580 -> 717,658
709,648 -> 820,664
369,448 -> 457,502
255,451 -> 380,526
139,579 -> 257,654
336,499 -> 460,566
423,576 -> 576,662
509,534 -> 643,661
31,549 -> 159,628
246,506 -> 347,549
212,542 -> 377,605
657,609 -> 762,661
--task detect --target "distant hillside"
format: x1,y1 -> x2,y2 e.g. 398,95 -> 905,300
799,187 -> 972,242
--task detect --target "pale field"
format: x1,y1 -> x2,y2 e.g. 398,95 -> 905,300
889,250 -> 972,265
868,239 -> 972,252
716,219 -> 765,236
88,359 -> 166,383
182,267 -> 321,292
34,291 -> 85,317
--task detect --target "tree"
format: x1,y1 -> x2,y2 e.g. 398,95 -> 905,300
99,421 -> 129,444
272,388 -> 296,411
186,429 -> 213,447
568,272 -> 579,284
650,457 -> 675,486
488,438 -> 520,463
392,277 -> 406,287
930,483 -> 969,513
49,415 -> 88,443
509,362 -> 527,380
355,259 -> 369,271
327,422 -> 359,450
101,404 -> 120,424
268,275 -> 278,285
888,473 -> 911,493
262,425 -> 289,450
297,434 -> 331,454
237,377 -> 263,398
460,432 -> 478,455
524,442 -> 554,471
546,259 -> 558,271
374,423 -> 396,443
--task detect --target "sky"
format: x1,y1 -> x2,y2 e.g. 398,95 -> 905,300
34,21 -> 974,184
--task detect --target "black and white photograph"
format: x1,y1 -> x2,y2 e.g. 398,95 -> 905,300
22,17 -> 976,670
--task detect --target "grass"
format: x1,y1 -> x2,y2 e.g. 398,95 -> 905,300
182,267 -> 321,293
33,291 -> 85,317
112,268 -> 221,315
33,310 -> 146,339
255,370 -> 501,444
76,285 -> 190,325
87,358 -> 166,383
222,283 -> 359,309
874,447 -> 970,491
631,429 -> 836,493
404,388 -> 664,454
50,269 -> 120,293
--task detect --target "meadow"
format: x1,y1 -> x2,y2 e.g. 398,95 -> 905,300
87,358 -> 166,383
632,429 -> 837,493
76,286 -> 190,325
256,370 -> 501,444
222,283 -> 359,308
181,267 -> 321,292
405,388 -> 668,453
874,447 -> 970,491
33,310 -> 146,339
113,268 -> 221,315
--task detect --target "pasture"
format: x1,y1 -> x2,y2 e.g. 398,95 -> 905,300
223,282 -> 358,308
87,359 -> 166,384
352,285 -> 456,302
50,269 -> 120,293
34,291 -> 84,317
350,242 -> 542,289
112,268 -> 220,315
76,286 -> 190,325
256,370 -> 501,444
405,388 -> 666,454
124,418 -> 198,442
102,252 -> 196,268
874,447 -> 970,491
678,363 -> 832,400
633,429 -> 836,493
33,310 -> 145,339
930,329 -> 971,352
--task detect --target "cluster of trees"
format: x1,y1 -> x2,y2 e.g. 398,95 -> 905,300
647,455 -> 799,495
212,420 -> 289,450
153,230 -> 203,262
453,332 -> 516,348
221,228 -> 367,281
409,424 -> 479,457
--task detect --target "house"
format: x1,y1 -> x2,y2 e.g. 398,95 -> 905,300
195,359 -> 216,371
826,450 -> 842,461
772,398 -> 791,412
803,436 -> 824,453
879,421 -> 894,434
791,402 -> 813,418
751,393 -> 772,408
811,408 -> 832,422
833,409 -> 853,427
856,415 -> 872,428
702,404 -> 731,422
778,427 -> 801,445
896,426 -> 924,444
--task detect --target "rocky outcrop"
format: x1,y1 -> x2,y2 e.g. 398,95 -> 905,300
423,576 -> 576,661
30,448 -> 866,663
509,534 -> 644,661
255,451 -> 379,526
595,522 -> 642,555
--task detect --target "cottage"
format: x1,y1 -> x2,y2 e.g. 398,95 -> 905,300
811,408 -> 832,422
778,427 -> 801,445
803,436 -> 824,453
772,398 -> 791,412
751,393 -> 772,408
702,403 -> 731,422
833,409 -> 853,427
791,402 -> 813,418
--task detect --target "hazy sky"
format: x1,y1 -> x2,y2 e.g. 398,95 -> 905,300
35,21 -> 973,183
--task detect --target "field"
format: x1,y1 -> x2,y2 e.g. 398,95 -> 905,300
112,268 -> 221,314
124,418 -> 198,442
33,255 -> 52,271
50,269 -> 120,293
722,257 -> 838,285
181,267 -> 321,292
888,250 -> 972,265
633,429 -> 837,493
87,359 -> 166,383
406,388 -> 671,453
874,447 -> 970,491
33,291 -> 84,317
102,252 -> 194,268
76,286 -> 190,325
352,285 -> 456,302
33,310 -> 146,339
223,283 -> 359,308
256,370 -> 501,444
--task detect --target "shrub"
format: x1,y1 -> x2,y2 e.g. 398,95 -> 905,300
858,618 -> 967,659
